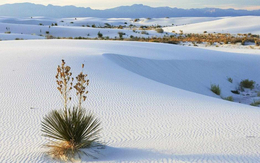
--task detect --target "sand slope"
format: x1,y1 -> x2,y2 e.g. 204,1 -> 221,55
0,40 -> 260,162
164,16 -> 260,34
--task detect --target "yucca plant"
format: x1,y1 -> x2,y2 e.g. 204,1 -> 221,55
42,107 -> 101,160
42,60 -> 101,161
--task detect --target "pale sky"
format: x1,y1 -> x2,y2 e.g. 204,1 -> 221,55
1,0 -> 260,10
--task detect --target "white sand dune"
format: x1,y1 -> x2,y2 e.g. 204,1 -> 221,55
0,16 -> 221,40
0,40 -> 260,162
164,16 -> 260,34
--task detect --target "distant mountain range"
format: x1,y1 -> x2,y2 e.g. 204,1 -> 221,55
1,3 -> 260,18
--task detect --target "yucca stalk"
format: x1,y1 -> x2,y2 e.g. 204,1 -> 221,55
42,107 -> 101,160
56,60 -> 73,110
74,64 -> 89,109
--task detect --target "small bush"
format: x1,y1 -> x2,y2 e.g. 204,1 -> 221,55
118,32 -> 125,39
250,100 -> 260,106
155,28 -> 164,33
211,84 -> 221,95
134,18 -> 140,22
4,31 -> 11,34
227,77 -> 233,83
141,31 -> 149,35
257,92 -> 260,97
240,79 -> 255,89
223,96 -> 234,102
97,31 -> 103,38
46,31 -> 50,34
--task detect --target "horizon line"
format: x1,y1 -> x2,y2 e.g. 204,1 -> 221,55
1,2 -> 260,11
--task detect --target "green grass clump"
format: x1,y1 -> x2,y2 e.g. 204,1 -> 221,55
227,77 -> 233,83
257,92 -> 260,97
250,100 -> 260,106
240,79 -> 255,89
211,84 -> 221,95
223,96 -> 234,102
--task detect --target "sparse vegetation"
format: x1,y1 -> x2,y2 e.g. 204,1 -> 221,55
257,92 -> 260,97
133,18 -> 140,22
97,31 -> 103,38
141,31 -> 149,35
250,100 -> 260,106
240,79 -> 255,89
227,77 -> 233,83
118,32 -> 125,39
223,96 -> 234,102
211,84 -> 221,95
155,28 -> 164,33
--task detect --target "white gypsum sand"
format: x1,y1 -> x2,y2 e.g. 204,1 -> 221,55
163,16 -> 260,34
0,40 -> 260,162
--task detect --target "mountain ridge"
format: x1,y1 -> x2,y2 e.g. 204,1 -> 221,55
1,3 -> 260,18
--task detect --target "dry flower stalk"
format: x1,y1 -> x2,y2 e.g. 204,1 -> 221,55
74,64 -> 89,109
56,59 -> 73,110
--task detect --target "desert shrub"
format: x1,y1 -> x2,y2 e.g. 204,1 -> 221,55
155,28 -> 164,33
141,31 -> 149,35
104,23 -> 111,28
4,31 -> 11,34
118,32 -> 125,39
39,23 -> 43,26
223,96 -> 234,102
46,35 -> 55,39
227,77 -> 233,83
250,100 -> 260,106
97,31 -> 103,38
240,79 -> 255,89
211,84 -> 221,95
133,18 -> 140,22
117,25 -> 124,29
46,31 -> 50,34
257,92 -> 260,97
15,38 -> 23,40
